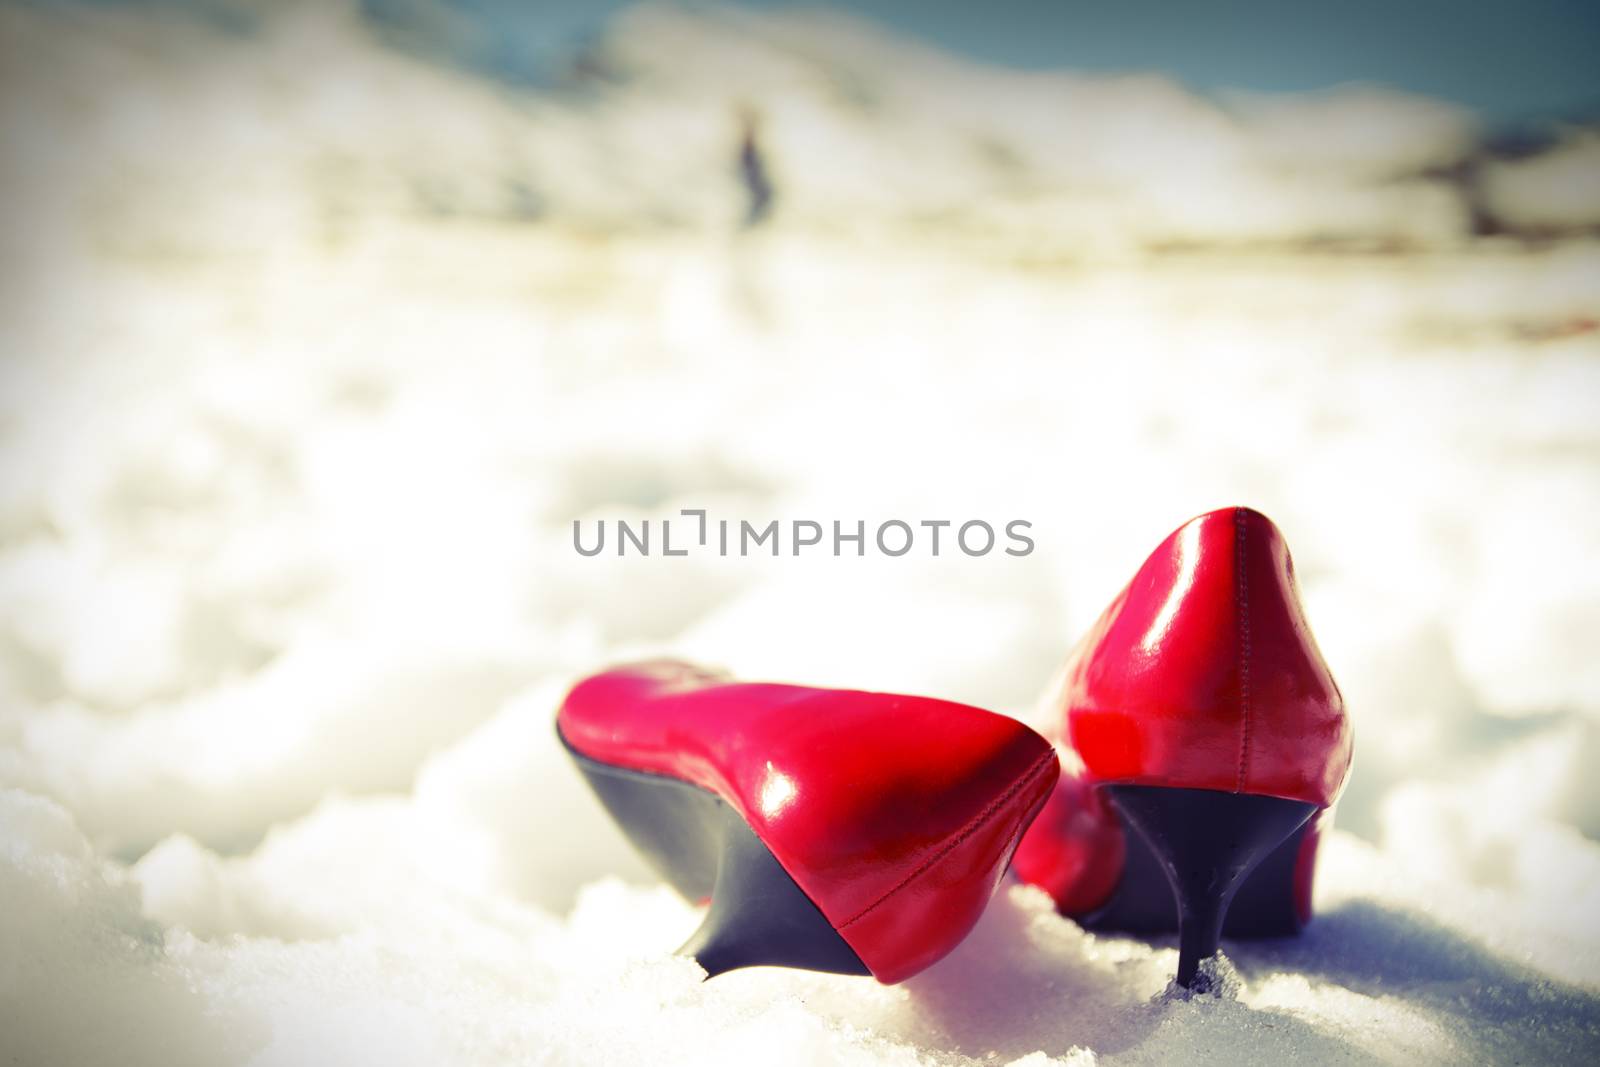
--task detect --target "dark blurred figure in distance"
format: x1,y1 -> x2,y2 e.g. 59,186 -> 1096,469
737,104 -> 775,228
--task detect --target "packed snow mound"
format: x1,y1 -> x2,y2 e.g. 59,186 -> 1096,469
2,1 -> 1600,1064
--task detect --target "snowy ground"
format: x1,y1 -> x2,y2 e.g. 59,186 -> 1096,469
2,3 -> 1600,1065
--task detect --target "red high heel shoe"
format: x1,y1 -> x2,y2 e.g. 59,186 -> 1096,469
557,661 -> 1059,983
1012,507 -> 1353,990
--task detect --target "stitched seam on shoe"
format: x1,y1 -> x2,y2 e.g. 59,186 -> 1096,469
1235,508 -> 1253,793
837,750 -> 1057,930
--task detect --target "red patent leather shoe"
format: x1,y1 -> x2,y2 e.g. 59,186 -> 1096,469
1012,507 -> 1352,990
557,661 -> 1059,983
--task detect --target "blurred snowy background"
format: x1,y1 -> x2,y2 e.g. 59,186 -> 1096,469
2,1 -> 1599,1063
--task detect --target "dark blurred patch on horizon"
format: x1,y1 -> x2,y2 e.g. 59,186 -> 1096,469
32,0 -> 1600,124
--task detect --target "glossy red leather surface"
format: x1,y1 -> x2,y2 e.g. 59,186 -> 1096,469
557,661 -> 1059,983
1009,748 -> 1125,914
1016,507 -> 1350,919
1292,810 -> 1331,925
1064,507 -> 1351,806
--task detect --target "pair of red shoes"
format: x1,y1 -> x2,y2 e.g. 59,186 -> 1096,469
557,508 -> 1353,991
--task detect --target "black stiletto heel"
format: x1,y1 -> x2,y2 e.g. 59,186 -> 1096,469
565,734 -> 871,978
1105,785 -> 1316,992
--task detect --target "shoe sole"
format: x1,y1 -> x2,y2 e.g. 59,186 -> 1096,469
559,728 -> 872,978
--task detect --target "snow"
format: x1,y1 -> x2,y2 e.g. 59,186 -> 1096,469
2,2 -> 1599,1064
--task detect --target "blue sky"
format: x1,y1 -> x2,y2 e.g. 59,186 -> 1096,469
362,0 -> 1600,121
83,0 -> 1600,121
